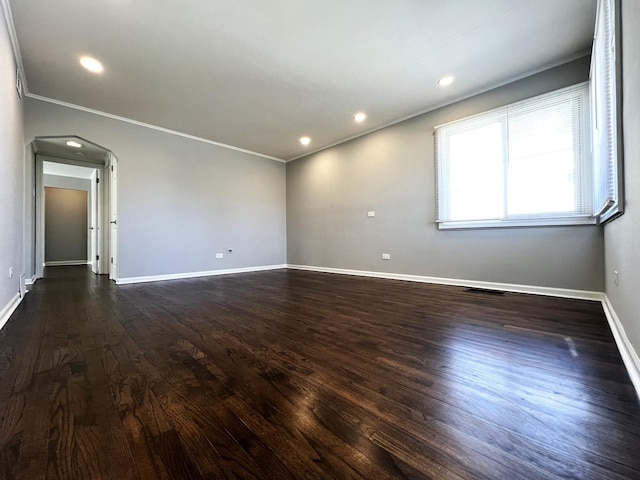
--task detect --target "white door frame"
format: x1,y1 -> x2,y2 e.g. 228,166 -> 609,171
89,169 -> 99,273
108,153 -> 119,281
35,154 -> 115,279
35,155 -> 43,279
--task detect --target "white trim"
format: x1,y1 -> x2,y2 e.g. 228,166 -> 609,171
601,295 -> 640,399
25,94 -> 286,164
25,275 -> 37,286
107,152 -> 118,281
36,154 -> 110,279
286,50 -> 591,162
116,264 -> 287,285
286,264 -> 604,301
44,260 -> 91,267
0,293 -> 22,332
438,216 -> 597,230
0,0 -> 28,92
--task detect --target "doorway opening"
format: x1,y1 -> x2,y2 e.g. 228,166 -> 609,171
31,136 -> 119,281
43,165 -> 92,268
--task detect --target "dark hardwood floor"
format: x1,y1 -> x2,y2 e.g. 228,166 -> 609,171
0,266 -> 639,479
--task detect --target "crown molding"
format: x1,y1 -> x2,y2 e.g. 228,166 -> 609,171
286,50 -> 591,162
26,94 -> 286,163
0,0 -> 27,92
3,0 -> 284,164
6,0 -> 588,166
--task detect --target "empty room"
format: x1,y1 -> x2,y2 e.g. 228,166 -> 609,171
1,0 -> 640,478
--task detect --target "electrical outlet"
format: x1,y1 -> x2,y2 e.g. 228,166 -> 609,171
614,270 -> 619,286
9,267 -> 13,278
382,253 -> 391,260
216,253 -> 223,259
367,211 -> 375,217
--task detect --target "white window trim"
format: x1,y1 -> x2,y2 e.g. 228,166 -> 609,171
590,0 -> 624,223
437,217 -> 597,231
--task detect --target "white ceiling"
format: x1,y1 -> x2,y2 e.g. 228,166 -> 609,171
9,0 -> 596,161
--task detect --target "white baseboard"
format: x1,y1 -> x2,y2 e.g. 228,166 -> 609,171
0,293 -> 22,332
601,295 -> 640,399
24,275 -> 37,286
286,264 -> 604,301
44,260 -> 91,267
116,264 -> 288,285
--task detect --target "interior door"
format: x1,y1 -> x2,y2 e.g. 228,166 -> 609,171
90,169 -> 99,273
108,154 -> 118,281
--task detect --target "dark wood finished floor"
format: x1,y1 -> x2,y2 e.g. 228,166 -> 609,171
1,267 -> 639,479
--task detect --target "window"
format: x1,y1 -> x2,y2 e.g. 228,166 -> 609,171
591,0 -> 623,223
435,0 -> 623,231
435,83 -> 592,229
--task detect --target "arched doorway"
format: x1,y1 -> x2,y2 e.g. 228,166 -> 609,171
28,135 -> 118,282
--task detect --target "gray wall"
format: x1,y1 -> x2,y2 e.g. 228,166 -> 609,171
0,8 -> 24,310
24,98 -> 287,280
604,1 -> 640,356
44,187 -> 88,263
43,173 -> 92,264
287,57 -> 604,291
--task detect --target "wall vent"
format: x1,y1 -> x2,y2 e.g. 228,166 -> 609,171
463,287 -> 507,296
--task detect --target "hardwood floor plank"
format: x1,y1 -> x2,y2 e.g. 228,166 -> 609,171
110,308 -> 271,479
0,303 -> 50,480
145,302 -> 422,479
44,307 -> 138,478
148,294 -> 623,478
85,310 -> 175,480
130,298 -> 542,478
130,272 -> 640,478
0,266 -> 639,479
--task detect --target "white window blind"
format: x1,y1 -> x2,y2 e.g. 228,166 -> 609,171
591,0 -> 623,222
435,83 -> 592,229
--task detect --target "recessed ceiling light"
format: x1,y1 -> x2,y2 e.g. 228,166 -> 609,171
354,112 -> 367,123
438,75 -> 455,87
80,56 -> 104,73
66,140 -> 83,148
300,136 -> 311,146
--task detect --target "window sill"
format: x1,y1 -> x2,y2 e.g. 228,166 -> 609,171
437,216 -> 598,230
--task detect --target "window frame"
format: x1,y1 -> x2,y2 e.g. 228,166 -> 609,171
590,0 -> 624,223
435,82 -> 595,230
